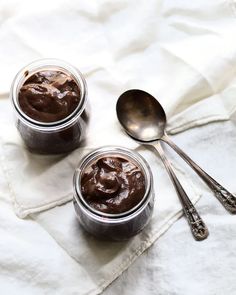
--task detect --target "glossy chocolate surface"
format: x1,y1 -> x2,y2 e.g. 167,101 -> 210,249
81,156 -> 145,214
19,70 -> 80,123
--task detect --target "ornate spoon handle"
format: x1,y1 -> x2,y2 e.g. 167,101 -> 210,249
154,142 -> 209,241
163,134 -> 236,214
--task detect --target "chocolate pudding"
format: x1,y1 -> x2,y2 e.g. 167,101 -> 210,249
73,147 -> 154,241
19,70 -> 80,123
11,59 -> 88,154
81,156 -> 146,214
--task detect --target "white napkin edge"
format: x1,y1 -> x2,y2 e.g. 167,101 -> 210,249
168,95 -> 236,134
0,140 -> 75,218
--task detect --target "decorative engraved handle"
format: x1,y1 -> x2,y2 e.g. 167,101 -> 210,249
154,142 -> 209,241
184,206 -> 209,241
211,184 -> 236,213
163,133 -> 236,214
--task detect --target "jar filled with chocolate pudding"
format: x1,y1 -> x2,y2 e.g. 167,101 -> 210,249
73,146 -> 154,241
10,59 -> 89,154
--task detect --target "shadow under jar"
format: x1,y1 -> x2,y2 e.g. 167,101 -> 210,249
10,59 -> 89,154
73,146 -> 154,241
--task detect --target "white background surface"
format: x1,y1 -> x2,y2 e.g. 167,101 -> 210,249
0,1 -> 236,294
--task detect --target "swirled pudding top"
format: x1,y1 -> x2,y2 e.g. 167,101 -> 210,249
18,70 -> 80,123
81,156 -> 146,214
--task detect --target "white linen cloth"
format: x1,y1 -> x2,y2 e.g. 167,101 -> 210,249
0,0 -> 236,294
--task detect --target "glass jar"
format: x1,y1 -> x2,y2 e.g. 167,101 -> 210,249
73,146 -> 154,241
10,59 -> 89,154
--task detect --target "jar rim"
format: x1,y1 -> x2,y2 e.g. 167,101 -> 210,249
10,58 -> 88,131
73,146 -> 153,223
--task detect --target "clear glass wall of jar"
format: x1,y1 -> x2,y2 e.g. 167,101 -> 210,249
10,59 -> 89,154
73,146 -> 155,241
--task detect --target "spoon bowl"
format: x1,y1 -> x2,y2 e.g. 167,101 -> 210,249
116,89 -> 166,141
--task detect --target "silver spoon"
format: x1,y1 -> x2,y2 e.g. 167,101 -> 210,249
116,90 -> 209,241
116,89 -> 236,214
